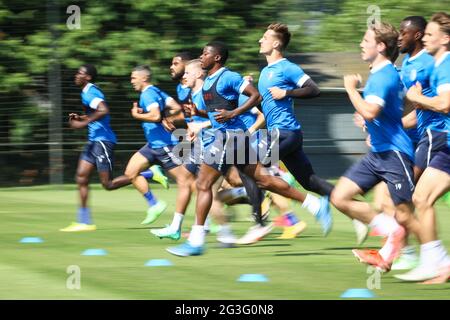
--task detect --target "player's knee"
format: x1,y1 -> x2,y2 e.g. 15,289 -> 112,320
124,169 -> 139,181
196,178 -> 213,192
394,209 -> 410,225
75,173 -> 89,185
177,179 -> 192,190
254,175 -> 271,190
100,180 -> 113,191
412,192 -> 430,210
227,176 -> 241,187
330,189 -> 346,211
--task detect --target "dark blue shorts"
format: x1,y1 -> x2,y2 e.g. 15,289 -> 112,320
415,129 -> 448,170
184,137 -> 213,176
138,144 -> 182,171
80,141 -> 115,173
203,130 -> 253,175
428,148 -> 450,175
344,151 -> 415,205
259,129 -> 314,187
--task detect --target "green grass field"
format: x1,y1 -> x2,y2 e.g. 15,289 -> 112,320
1,183 -> 449,300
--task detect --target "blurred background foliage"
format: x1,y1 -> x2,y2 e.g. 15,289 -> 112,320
0,0 -> 448,185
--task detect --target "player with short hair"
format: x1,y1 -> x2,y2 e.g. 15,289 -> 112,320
61,64 -> 167,232
396,12 -> 450,283
330,22 -> 421,272
257,23 -> 334,235
118,65 -> 195,227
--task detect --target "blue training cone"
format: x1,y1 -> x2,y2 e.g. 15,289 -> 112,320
82,249 -> 108,256
237,274 -> 269,282
340,288 -> 375,298
145,259 -> 173,267
20,237 -> 43,243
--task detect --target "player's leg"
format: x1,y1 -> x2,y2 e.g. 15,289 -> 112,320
151,165 -> 195,240
61,144 -> 97,232
242,162 -> 333,237
277,129 -> 334,196
212,177 -> 238,245
166,163 -> 222,256
265,129 -> 333,234
371,181 -> 418,269
124,149 -> 167,225
396,167 -> 450,282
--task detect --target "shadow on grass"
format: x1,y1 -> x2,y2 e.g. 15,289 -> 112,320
324,247 -> 380,251
275,252 -> 327,257
256,235 -> 319,242
237,244 -> 292,248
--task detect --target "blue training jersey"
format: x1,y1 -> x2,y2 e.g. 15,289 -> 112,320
238,94 -> 258,130
190,88 -> 215,147
429,52 -> 450,148
139,85 -> 179,148
363,61 -> 414,160
80,83 -> 117,143
401,49 -> 445,136
202,67 -> 249,132
258,58 -> 310,131
176,83 -> 191,104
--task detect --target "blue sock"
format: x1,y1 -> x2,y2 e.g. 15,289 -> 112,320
77,207 -> 92,225
285,212 -> 299,225
144,191 -> 158,206
140,169 -> 154,180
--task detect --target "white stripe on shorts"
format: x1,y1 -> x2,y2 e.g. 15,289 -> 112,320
98,141 -> 113,172
394,150 -> 415,191
218,131 -> 231,172
426,128 -> 433,166
262,128 -> 280,165
163,146 -> 182,166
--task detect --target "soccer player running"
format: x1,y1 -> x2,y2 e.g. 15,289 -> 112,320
61,64 -> 167,232
330,22 -> 422,272
257,23 -> 333,235
119,65 -> 195,226
389,16 -> 438,271
395,12 -> 450,283
167,41 -> 331,257
150,59 -> 214,240
140,52 -> 193,178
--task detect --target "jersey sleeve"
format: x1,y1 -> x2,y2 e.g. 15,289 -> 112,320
285,63 -> 310,88
86,87 -> 105,110
436,61 -> 450,94
364,74 -> 389,108
224,71 -> 249,94
140,90 -> 161,112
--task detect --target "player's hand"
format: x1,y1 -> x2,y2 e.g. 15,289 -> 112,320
244,73 -> 254,83
352,112 -> 366,129
214,109 -> 235,123
68,113 -> 80,121
406,82 -> 423,103
131,102 -> 140,118
269,87 -> 287,100
162,118 -> 176,132
185,102 -> 198,116
182,103 -> 193,117
344,74 -> 362,91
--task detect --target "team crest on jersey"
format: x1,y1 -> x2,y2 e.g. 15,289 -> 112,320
268,71 -> 274,80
